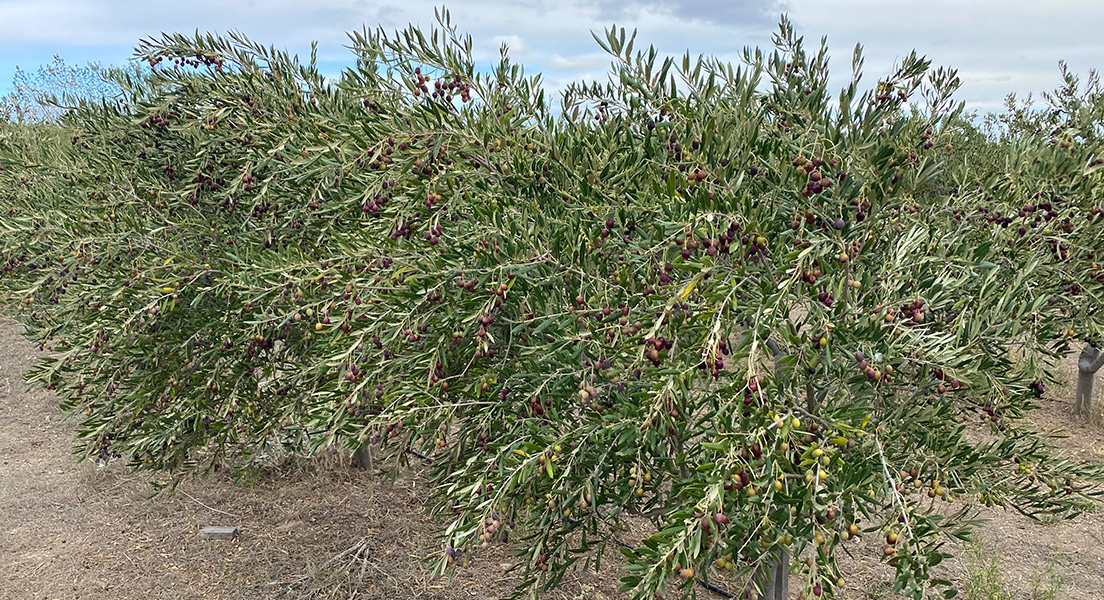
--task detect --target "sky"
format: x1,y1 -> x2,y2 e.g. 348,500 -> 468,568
1,0 -> 1102,115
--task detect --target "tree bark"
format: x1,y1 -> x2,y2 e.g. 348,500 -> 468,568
737,321 -> 791,599
765,547 -> 789,600
1076,344 -> 1104,415
352,444 -> 373,470
762,340 -> 790,600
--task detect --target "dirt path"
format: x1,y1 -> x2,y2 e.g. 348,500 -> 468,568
1,315 -> 1102,599
0,316 -> 616,600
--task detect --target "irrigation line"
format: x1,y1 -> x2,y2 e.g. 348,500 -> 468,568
407,447 -> 436,462
180,489 -> 241,518
698,580 -> 737,599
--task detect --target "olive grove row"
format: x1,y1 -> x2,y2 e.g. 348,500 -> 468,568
1,12 -> 1103,600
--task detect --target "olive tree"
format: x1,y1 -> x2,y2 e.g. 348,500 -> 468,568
931,63 -> 1104,417
0,55 -> 125,123
2,13 -> 1102,600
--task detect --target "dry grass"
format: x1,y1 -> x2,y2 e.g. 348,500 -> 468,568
0,317 -> 626,600
2,316 -> 1104,600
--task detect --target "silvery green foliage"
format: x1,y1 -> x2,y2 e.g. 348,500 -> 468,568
2,12 -> 1103,600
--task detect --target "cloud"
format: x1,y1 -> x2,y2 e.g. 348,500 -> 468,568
548,52 -> 613,71
481,34 -> 527,62
585,0 -> 788,28
2,0 -> 1104,114
490,35 -> 525,54
782,0 -> 1104,113
0,1 -> 357,46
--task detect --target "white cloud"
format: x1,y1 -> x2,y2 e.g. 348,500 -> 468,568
490,35 -> 526,56
784,0 -> 1104,114
548,52 -> 613,71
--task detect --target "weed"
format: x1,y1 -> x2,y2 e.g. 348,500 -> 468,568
1028,559 -> 1066,600
964,540 -> 1013,600
963,537 -> 1066,600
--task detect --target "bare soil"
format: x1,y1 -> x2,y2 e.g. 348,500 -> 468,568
1,315 -> 1102,600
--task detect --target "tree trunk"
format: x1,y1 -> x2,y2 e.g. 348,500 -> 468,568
736,330 -> 789,599
1076,344 -> 1104,415
740,547 -> 790,600
761,339 -> 790,599
352,444 -> 373,470
765,548 -> 789,600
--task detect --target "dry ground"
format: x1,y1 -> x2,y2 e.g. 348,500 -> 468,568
2,315 -> 1103,600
